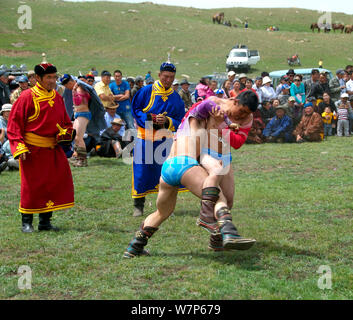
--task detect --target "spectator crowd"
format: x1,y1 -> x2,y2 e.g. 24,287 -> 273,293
1,63 -> 353,174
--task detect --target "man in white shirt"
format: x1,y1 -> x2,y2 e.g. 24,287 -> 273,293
346,71 -> 353,99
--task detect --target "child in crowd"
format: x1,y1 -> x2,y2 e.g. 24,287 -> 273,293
337,99 -> 350,137
321,106 -> 336,137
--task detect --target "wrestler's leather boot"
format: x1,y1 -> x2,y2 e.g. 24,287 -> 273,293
73,147 -> 88,167
196,187 -> 220,234
21,214 -> 34,233
38,212 -> 59,231
216,207 -> 256,250
133,197 -> 145,217
123,223 -> 158,258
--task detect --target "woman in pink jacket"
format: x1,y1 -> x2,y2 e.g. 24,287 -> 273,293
195,77 -> 215,100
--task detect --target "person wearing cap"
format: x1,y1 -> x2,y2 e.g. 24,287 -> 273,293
238,73 -> 247,90
109,70 -> 134,130
85,74 -> 95,86
286,69 -> 296,84
227,71 -> 236,86
263,105 -> 293,143
7,62 -> 75,233
284,96 -> 302,128
215,88 -> 226,98
336,93 -> 352,137
178,78 -> 192,110
277,83 -> 291,105
101,103 -> 125,137
131,75 -> 144,99
329,69 -> 346,102
261,76 -> 276,102
131,60 -> 185,217
0,71 -> 11,110
96,118 -> 127,158
10,75 -> 29,104
27,70 -> 36,87
290,74 -> 305,106
172,79 -> 179,92
293,102 -> 324,142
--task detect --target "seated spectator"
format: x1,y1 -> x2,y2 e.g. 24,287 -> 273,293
275,75 -> 289,96
290,74 -> 305,107
261,76 -> 276,101
260,100 -> 275,125
96,118 -> 127,158
293,102 -> 324,142
321,106 -> 335,137
195,77 -> 214,100
246,108 -> 265,144
277,84 -> 291,105
101,104 -> 125,137
284,96 -> 303,128
229,79 -> 241,98
263,105 -> 293,143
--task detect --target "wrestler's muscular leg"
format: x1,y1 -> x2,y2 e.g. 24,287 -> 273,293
73,116 -> 89,149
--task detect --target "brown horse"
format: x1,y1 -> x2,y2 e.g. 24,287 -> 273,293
344,25 -> 353,33
332,23 -> 345,33
311,23 -> 320,32
212,12 -> 224,24
310,23 -> 330,33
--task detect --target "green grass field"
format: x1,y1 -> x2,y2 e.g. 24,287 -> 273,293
1,0 -> 353,81
1,137 -> 352,300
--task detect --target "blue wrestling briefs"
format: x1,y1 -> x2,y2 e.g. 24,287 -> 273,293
74,111 -> 92,121
201,148 -> 232,167
161,156 -> 199,186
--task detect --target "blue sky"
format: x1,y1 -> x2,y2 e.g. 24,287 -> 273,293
67,0 -> 353,15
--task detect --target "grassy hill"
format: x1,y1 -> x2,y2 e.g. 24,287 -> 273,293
1,0 -> 353,80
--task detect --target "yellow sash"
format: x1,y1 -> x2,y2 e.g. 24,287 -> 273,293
137,126 -> 173,141
24,132 -> 57,148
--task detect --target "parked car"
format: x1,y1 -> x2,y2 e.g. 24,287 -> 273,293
226,44 -> 260,73
269,68 -> 333,88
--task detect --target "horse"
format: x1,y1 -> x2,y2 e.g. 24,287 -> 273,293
212,12 -> 224,24
311,23 -> 320,32
310,23 -> 330,33
344,25 -> 353,34
332,23 -> 344,33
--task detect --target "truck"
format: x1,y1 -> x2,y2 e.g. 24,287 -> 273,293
225,44 -> 260,73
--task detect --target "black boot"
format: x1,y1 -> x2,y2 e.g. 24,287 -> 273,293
123,223 -> 158,258
196,187 -> 220,234
21,214 -> 34,233
133,197 -> 145,217
38,212 -> 59,231
216,207 -> 256,250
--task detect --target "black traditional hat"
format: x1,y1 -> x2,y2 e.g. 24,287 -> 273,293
34,63 -> 57,76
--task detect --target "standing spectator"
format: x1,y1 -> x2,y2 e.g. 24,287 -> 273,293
252,76 -> 263,106
260,100 -> 275,125
127,77 -> 135,90
195,77 -> 214,100
229,79 -> 241,98
321,107 -> 335,137
304,69 -> 320,98
109,70 -> 134,130
329,69 -> 346,102
131,76 -> 144,99
27,70 -> 36,87
318,72 -> 330,99
131,61 -> 185,217
286,69 -> 296,85
178,79 -> 192,111
222,79 -> 232,98
10,75 -> 29,104
336,93 -> 351,136
263,105 -> 293,143
227,71 -> 236,86
317,92 -> 336,114
290,75 -> 305,107
293,102 -> 324,142
346,71 -> 353,99
145,71 -> 152,82
90,67 -> 98,77
0,71 -> 11,110
261,76 -> 276,101
95,70 -> 115,109
238,73 -> 247,90
319,58 -> 323,69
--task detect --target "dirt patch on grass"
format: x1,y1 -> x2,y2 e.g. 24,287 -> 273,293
0,49 -> 37,57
